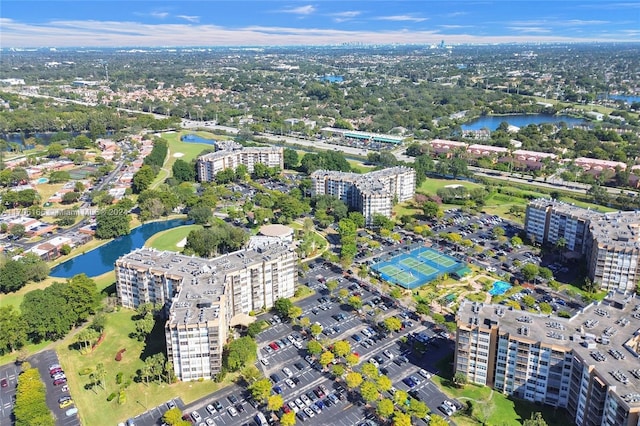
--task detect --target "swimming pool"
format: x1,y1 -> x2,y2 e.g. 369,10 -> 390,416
35,177 -> 49,184
489,280 -> 512,296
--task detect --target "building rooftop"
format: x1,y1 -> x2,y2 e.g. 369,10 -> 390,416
458,293 -> 640,403
118,243 -> 293,325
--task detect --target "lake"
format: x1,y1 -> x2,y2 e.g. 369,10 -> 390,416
50,219 -> 188,278
461,114 -> 586,131
180,134 -> 217,145
607,94 -> 640,104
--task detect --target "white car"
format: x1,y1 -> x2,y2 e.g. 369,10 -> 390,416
293,341 -> 303,349
300,394 -> 311,406
418,369 -> 431,379
383,350 -> 394,359
369,358 -> 379,367
295,398 -> 305,410
303,407 -> 315,418
282,367 -> 293,377
227,406 -> 238,417
288,401 -> 299,413
285,378 -> 296,388
260,358 -> 269,366
443,400 -> 457,412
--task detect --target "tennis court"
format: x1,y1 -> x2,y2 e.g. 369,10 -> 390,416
372,246 -> 466,289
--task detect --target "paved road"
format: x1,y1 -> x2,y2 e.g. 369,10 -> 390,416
0,363 -> 21,426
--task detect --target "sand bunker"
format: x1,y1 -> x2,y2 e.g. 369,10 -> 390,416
176,237 -> 187,248
173,152 -> 185,158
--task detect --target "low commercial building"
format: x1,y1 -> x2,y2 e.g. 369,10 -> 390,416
115,243 -> 297,381
455,295 -> 640,426
196,142 -> 284,182
310,166 -> 416,225
525,199 -> 640,292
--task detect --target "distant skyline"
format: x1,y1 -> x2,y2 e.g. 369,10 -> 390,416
1,1 -> 639,47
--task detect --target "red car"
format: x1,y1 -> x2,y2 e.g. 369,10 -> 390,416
282,405 -> 291,414
269,342 -> 280,351
0,378 -> 8,388
53,378 -> 67,386
50,368 -> 63,376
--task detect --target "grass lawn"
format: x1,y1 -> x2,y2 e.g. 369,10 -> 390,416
144,224 -> 201,251
417,178 -> 481,196
161,130 -> 223,168
432,354 -> 569,426
348,160 -> 376,174
55,309 -> 225,425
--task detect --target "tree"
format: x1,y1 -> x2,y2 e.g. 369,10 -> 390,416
319,351 -> 335,367
307,340 -> 323,356
267,394 -> 284,412
95,206 -> 130,239
13,366 -> 55,426
521,263 -> 539,281
310,323 -> 323,338
453,371 -> 468,388
429,415 -> 449,426
408,399 -> 429,418
393,390 -> 408,406
523,412 -> 549,426
0,306 -> 27,354
345,372 -> 363,390
332,340 -> 351,358
187,206 -> 212,224
249,378 -> 272,403
247,320 -> 266,338
345,353 -> 359,367
62,191 -> 81,204
331,364 -> 345,378
47,142 -> 64,158
280,411 -> 296,426
288,306 -> 303,321
163,407 -> 189,426
348,295 -> 363,310
384,317 -> 403,334
283,148 -> 299,169
393,411 -> 412,426
338,288 -> 349,301
360,381 -> 380,404
9,223 -> 26,239
376,398 -> 395,419
223,336 -> 257,371
361,362 -> 379,379
325,280 -> 338,295
376,375 -> 392,392
49,170 -> 71,183
422,201 -> 441,219
132,165 -> 156,193
274,298 -> 294,318
0,259 -> 27,293
172,159 -> 196,182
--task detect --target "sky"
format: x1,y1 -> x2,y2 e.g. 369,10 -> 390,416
1,1 -> 639,47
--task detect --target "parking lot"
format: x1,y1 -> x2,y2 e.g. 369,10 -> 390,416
129,260 -> 457,426
0,362 -> 21,426
28,350 -> 81,426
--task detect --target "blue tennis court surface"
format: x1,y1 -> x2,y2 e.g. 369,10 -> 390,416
372,246 -> 467,289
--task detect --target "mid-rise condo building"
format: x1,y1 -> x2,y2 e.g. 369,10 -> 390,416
456,295 -> 640,426
310,166 -> 416,224
525,199 -> 640,292
115,243 -> 296,381
196,141 -> 284,182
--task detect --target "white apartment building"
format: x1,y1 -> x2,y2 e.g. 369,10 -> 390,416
456,295 -> 640,426
310,166 -> 416,224
115,243 -> 297,380
196,141 -> 284,182
525,199 -> 640,292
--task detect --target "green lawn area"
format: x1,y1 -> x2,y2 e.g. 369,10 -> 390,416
144,224 -> 201,251
432,354 -> 569,426
348,160 -> 376,174
417,178 -> 481,195
161,130 -> 224,169
56,309 -> 225,425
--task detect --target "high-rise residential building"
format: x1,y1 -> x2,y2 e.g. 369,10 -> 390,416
525,199 -> 640,292
115,243 -> 296,381
196,141 -> 284,182
310,166 -> 416,224
456,295 -> 640,426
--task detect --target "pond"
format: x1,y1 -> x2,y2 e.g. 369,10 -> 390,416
180,134 -> 217,145
461,114 -> 586,131
50,219 -> 189,278
606,94 -> 640,104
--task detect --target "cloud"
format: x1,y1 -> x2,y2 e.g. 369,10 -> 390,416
375,15 -> 428,23
150,11 -> 169,19
329,11 -> 362,22
439,25 -> 473,29
0,18 -> 637,48
177,15 -> 200,23
508,26 -> 552,34
280,5 -> 316,15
